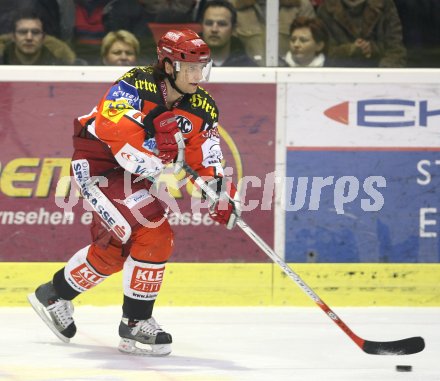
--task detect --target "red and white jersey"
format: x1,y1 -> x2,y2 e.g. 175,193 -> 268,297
77,65 -> 224,181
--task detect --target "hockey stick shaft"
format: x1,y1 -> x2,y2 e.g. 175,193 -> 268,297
236,218 -> 365,349
183,163 -> 425,355
237,214 -> 424,355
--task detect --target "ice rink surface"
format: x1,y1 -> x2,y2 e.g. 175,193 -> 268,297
0,306 -> 439,381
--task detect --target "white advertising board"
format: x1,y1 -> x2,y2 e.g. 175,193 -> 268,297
285,83 -> 440,147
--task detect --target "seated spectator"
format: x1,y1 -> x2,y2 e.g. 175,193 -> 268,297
0,10 -> 77,65
394,0 -> 440,68
155,0 -> 198,23
0,0 -> 61,37
279,0 -> 316,57
280,16 -> 329,67
101,29 -> 139,66
201,0 -> 258,66
317,0 -> 407,67
230,0 -> 266,66
310,0 -> 325,10
102,0 -> 162,64
73,0 -> 110,64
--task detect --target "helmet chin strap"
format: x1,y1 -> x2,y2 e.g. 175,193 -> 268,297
166,68 -> 186,95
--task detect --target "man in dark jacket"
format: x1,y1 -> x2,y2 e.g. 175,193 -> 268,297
317,0 -> 406,67
200,0 -> 257,67
0,10 -> 72,65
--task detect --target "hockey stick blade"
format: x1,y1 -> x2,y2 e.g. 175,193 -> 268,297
181,163 -> 426,356
363,336 -> 425,355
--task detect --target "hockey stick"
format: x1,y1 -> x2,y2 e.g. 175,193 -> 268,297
183,162 -> 425,355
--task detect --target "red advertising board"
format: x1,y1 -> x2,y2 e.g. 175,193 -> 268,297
0,82 -> 275,262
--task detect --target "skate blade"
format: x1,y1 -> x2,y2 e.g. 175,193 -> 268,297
27,293 -> 70,343
118,338 -> 171,356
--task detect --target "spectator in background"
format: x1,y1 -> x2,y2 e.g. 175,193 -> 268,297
230,0 -> 266,66
69,0 -> 110,64
102,0 -> 163,64
394,0 -> 440,68
317,0 -> 406,67
155,0 -> 198,23
101,30 -> 139,66
310,0 -> 325,10
201,0 -> 258,66
279,0 -> 316,58
280,16 -> 329,67
0,10 -> 77,65
0,0 -> 61,37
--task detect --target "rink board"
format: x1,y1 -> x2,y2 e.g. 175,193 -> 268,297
1,262 -> 439,307
281,81 -> 440,263
284,149 -> 440,263
0,79 -> 275,263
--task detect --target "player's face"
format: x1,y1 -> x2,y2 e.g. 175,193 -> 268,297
104,40 -> 137,66
174,61 -> 212,93
13,19 -> 45,56
202,7 -> 233,49
289,27 -> 324,66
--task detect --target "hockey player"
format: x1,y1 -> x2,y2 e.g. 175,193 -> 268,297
27,29 -> 240,356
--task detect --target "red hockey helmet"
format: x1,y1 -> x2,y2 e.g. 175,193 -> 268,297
157,29 -> 211,66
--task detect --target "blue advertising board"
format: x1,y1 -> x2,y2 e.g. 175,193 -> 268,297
285,149 -> 440,263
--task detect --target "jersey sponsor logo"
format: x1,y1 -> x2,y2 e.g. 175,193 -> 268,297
202,127 -> 220,139
70,263 -> 104,290
95,203 -> 116,226
106,81 -> 141,108
123,109 -> 144,127
190,93 -> 218,119
71,159 -> 90,185
134,79 -> 158,93
123,189 -> 151,209
102,99 -> 132,123
80,182 -> 131,242
201,138 -> 223,167
133,164 -> 161,181
324,99 -> 440,128
115,143 -> 163,182
176,115 -> 193,133
142,138 -> 157,153
121,152 -> 146,163
113,225 -> 127,239
130,265 -> 165,293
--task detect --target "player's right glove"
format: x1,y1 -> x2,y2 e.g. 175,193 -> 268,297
203,176 -> 241,229
143,105 -> 180,164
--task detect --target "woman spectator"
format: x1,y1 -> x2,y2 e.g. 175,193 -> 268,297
101,29 -> 139,66
280,16 -> 329,67
279,0 -> 316,57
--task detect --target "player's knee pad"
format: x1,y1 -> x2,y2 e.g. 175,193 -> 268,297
64,245 -> 109,293
122,219 -> 174,301
130,218 -> 174,263
87,238 -> 126,276
123,256 -> 166,301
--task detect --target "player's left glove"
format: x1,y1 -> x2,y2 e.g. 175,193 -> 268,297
143,106 -> 181,164
203,176 -> 241,229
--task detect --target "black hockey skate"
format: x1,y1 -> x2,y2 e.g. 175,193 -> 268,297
27,282 -> 76,343
118,316 -> 172,356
